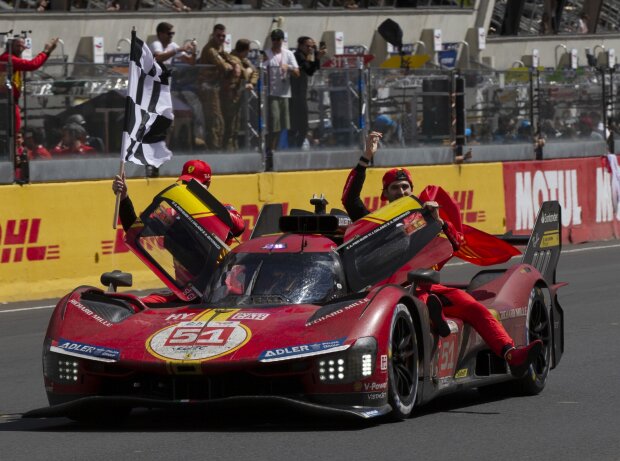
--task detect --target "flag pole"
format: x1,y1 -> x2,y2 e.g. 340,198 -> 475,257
113,28 -> 135,229
112,161 -> 125,229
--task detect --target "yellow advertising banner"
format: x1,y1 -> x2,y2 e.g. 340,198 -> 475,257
0,162 -> 505,302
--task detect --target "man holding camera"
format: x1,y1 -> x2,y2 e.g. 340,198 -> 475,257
290,36 -> 325,149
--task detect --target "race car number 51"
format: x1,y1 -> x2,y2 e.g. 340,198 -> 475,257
147,321 -> 251,361
165,326 -> 234,346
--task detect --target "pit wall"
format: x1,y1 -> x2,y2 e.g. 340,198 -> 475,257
1,157 -> 618,302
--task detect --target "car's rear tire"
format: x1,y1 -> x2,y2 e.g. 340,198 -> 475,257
518,286 -> 552,395
387,303 -> 419,420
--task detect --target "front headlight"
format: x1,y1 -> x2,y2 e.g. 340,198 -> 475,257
43,340 -> 81,384
316,336 -> 376,384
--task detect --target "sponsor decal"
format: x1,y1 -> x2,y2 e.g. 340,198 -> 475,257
56,339 -> 120,360
362,196 -> 386,213
166,313 -> 196,321
380,354 -> 388,371
0,218 -> 60,264
68,299 -> 113,327
499,306 -> 528,321
401,212 -> 426,235
261,243 -> 287,250
231,312 -> 270,321
363,381 -> 388,391
513,170 -> 582,230
367,392 -> 387,400
362,409 -> 381,417
259,338 -> 346,361
101,226 -> 130,255
541,212 -> 559,224
540,230 -> 560,248
454,368 -> 468,379
596,166 -> 620,223
451,190 -> 487,224
147,320 -> 251,361
306,298 -> 369,326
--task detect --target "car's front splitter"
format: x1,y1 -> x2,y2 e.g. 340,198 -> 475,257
23,395 -> 392,421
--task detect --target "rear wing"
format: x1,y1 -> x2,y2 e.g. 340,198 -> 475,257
521,201 -> 562,284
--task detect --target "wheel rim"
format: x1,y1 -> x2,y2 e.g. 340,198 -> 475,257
391,315 -> 416,400
528,294 -> 552,376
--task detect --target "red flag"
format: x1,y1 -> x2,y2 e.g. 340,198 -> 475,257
419,185 -> 463,234
457,224 -> 521,266
419,185 -> 520,266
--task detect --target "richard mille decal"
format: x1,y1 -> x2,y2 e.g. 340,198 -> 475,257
147,321 -> 251,361
499,307 -> 528,320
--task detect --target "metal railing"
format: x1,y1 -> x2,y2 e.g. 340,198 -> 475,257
2,59 -> 618,182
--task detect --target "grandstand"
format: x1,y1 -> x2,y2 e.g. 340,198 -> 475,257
1,0 -> 620,183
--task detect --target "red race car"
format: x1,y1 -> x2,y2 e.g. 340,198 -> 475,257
26,181 -> 564,422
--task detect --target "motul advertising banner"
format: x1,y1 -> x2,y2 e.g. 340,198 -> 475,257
503,156 -> 620,243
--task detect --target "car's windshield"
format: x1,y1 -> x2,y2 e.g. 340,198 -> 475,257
204,251 -> 345,306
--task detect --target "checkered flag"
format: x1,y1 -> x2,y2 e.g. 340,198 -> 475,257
121,30 -> 174,168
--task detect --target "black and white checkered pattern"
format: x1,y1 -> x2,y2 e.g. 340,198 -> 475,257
122,31 -> 174,168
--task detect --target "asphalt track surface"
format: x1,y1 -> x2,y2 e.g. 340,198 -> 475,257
1,241 -> 619,461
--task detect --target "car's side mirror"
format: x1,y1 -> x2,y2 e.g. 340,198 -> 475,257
407,269 -> 440,287
101,270 -> 133,293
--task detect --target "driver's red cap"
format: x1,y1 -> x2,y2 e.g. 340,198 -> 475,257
178,159 -> 212,185
381,167 -> 413,200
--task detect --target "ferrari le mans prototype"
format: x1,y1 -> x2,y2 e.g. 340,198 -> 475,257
27,181 -> 564,422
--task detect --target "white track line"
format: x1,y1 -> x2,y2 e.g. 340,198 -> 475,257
3,243 -> 620,314
0,305 -> 56,314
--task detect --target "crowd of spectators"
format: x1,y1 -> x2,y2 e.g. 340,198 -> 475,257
4,15 -> 617,163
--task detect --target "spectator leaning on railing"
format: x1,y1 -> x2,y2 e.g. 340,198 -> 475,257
221,39 -> 259,151
0,36 -> 59,135
198,24 -> 240,151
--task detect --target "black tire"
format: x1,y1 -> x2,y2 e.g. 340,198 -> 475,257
387,303 -> 419,420
518,286 -> 552,395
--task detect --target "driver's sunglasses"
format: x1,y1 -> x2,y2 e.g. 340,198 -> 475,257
167,31 -> 175,36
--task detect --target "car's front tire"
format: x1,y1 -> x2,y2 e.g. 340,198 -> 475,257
387,303 -> 419,420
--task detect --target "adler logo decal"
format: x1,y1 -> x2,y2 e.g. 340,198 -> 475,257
56,339 -> 120,360
259,338 -> 346,361
147,321 -> 250,361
